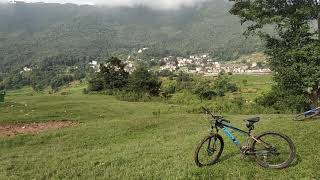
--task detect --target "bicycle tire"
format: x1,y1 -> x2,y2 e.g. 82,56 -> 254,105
251,131 -> 296,169
194,133 -> 224,167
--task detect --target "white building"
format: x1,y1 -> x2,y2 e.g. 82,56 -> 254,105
23,67 -> 32,72
196,67 -> 203,73
252,62 -> 257,67
89,61 -> 100,72
89,61 -> 98,66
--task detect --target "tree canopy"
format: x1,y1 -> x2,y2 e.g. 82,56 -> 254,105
88,57 -> 129,92
230,0 -> 320,110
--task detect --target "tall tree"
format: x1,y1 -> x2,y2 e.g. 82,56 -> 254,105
88,57 -> 129,91
128,66 -> 161,96
230,0 -> 320,109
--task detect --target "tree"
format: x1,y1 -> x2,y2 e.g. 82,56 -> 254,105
128,66 -> 161,96
88,75 -> 104,92
193,81 -> 217,101
214,74 -> 238,96
50,75 -> 74,92
230,0 -> 320,109
88,57 -> 129,91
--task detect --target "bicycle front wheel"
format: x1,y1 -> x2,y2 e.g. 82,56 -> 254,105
252,132 -> 296,169
194,133 -> 224,167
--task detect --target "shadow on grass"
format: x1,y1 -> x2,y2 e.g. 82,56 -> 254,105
217,151 -> 239,163
216,151 -> 301,169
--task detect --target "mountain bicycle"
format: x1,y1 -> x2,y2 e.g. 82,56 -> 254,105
194,107 -> 296,169
293,107 -> 320,121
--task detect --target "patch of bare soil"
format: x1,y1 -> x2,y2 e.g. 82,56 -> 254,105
0,120 -> 79,137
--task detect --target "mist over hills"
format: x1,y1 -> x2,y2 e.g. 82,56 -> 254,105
1,0 -> 212,9
0,0 -> 262,73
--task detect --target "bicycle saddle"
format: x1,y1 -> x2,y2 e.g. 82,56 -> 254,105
246,117 -> 260,123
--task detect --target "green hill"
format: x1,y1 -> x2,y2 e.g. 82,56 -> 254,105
0,1 -> 262,73
0,83 -> 319,179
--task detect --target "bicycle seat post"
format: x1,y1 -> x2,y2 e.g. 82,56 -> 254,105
246,122 -> 254,134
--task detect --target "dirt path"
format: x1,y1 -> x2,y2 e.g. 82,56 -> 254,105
0,120 -> 79,137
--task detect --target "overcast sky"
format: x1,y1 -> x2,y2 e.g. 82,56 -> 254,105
0,0 -> 212,9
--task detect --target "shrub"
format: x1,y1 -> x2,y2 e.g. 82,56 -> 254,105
161,79 -> 177,94
256,87 -> 308,113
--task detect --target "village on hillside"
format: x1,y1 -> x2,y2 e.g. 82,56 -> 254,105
156,53 -> 271,76
20,49 -> 271,76
122,50 -> 271,76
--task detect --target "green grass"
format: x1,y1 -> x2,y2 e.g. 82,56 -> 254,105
203,74 -> 273,101
230,74 -> 273,101
1,84 -> 320,179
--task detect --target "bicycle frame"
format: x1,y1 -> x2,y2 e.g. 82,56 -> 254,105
202,107 -> 270,153
304,107 -> 320,116
196,108 -> 296,169
213,120 -> 270,153
216,121 -> 249,147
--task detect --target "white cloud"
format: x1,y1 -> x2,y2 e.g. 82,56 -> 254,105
0,0 -> 211,9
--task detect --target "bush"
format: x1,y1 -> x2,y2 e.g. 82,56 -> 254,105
256,87 -> 308,113
161,79 -> 177,95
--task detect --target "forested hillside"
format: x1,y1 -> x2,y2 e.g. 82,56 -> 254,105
0,1 -> 262,71
0,0 -> 263,90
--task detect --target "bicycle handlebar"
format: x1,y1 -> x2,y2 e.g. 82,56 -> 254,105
201,107 -> 215,117
201,106 -> 230,123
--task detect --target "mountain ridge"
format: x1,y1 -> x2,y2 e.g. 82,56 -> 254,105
0,0 -> 262,73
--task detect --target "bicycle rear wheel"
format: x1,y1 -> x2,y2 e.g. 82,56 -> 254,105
252,132 -> 296,169
194,134 -> 224,167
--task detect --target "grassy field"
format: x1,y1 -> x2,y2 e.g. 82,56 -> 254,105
230,74 -> 273,101
1,77 -> 320,179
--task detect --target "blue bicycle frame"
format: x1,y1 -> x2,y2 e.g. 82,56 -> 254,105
218,122 -> 250,147
304,107 -> 320,116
